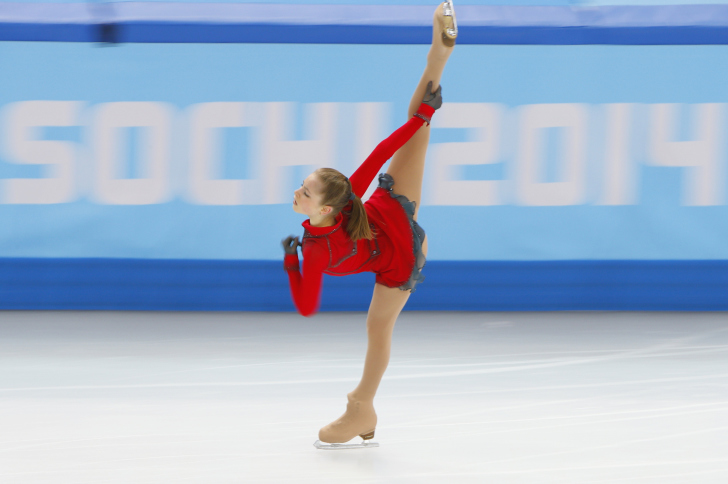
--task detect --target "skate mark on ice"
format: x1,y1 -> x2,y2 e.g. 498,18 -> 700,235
388,400 -> 728,430
380,371 -> 728,400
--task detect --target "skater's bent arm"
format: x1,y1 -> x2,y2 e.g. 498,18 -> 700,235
349,104 -> 435,198
284,244 -> 328,317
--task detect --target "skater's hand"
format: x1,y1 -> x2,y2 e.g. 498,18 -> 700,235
282,235 -> 301,255
422,81 -> 443,111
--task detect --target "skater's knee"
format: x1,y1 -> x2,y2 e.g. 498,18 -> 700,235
366,308 -> 399,339
366,315 -> 396,336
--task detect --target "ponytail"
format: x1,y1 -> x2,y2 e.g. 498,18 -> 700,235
314,168 -> 373,242
346,194 -> 373,241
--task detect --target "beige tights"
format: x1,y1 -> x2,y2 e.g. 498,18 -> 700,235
317,3 -> 455,444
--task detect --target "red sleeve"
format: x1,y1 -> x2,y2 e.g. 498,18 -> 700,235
284,241 -> 329,317
349,103 -> 436,198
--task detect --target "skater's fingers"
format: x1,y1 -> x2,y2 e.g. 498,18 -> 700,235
281,235 -> 301,254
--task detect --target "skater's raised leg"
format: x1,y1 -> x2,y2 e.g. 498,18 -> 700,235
386,2 -> 455,221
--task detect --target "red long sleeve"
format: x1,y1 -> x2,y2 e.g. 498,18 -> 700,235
349,103 -> 435,198
284,243 -> 328,317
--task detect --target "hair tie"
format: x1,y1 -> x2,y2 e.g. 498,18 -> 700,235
344,177 -> 356,201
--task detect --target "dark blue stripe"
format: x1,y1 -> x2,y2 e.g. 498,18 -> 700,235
119,23 -> 432,44
0,23 -> 94,42
461,26 -> 728,46
3,4 -> 728,45
1,258 -> 727,311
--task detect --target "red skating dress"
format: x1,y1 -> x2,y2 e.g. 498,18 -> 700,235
284,103 -> 435,317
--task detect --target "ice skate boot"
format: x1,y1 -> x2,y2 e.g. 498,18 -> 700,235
313,394 -> 378,450
438,1 -> 458,47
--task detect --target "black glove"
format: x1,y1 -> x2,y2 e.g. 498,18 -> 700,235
282,235 -> 301,255
422,81 -> 443,111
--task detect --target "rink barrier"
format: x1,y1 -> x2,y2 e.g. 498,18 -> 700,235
3,4 -> 728,44
1,258 -> 727,311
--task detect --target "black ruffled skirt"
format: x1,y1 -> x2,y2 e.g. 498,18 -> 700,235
375,173 -> 426,292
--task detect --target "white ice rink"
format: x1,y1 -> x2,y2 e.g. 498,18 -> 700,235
1,311 -> 727,483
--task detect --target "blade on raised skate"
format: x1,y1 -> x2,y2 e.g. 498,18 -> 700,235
313,439 -> 379,450
443,0 -> 458,38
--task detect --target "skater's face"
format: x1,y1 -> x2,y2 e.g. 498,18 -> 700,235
293,173 -> 332,220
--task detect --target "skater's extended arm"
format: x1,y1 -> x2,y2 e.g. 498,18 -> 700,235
349,103 -> 436,198
284,243 -> 328,317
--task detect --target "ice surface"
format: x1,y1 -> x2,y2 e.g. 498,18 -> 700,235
0,311 -> 727,483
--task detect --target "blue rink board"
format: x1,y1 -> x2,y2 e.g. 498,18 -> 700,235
4,4 -> 728,44
1,258 -> 727,311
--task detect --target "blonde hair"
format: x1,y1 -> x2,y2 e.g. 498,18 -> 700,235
315,168 -> 373,241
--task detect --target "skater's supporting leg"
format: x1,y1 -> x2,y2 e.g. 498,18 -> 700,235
386,2 -> 454,220
352,284 -> 410,401
318,284 -> 409,443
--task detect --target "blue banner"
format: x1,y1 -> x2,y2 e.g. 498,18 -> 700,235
2,41 -> 727,262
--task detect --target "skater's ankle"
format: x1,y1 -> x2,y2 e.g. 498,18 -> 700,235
347,391 -> 374,404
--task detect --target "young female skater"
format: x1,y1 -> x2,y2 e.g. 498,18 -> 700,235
282,2 -> 457,447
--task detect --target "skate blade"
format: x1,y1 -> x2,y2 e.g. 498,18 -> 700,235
313,439 -> 380,450
443,0 -> 458,39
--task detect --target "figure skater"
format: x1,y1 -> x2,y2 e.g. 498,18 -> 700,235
282,2 -> 457,448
